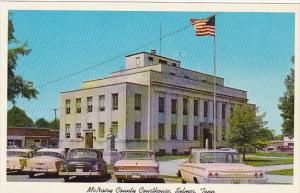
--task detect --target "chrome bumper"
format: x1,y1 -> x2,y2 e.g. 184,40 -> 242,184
59,171 -> 102,176
115,171 -> 159,179
206,177 -> 268,184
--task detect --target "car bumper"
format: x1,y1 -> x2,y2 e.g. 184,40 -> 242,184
59,171 -> 102,176
7,167 -> 22,172
23,168 -> 58,173
206,177 -> 268,184
115,171 -> 159,180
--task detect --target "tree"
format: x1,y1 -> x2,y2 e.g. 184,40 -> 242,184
35,118 -> 50,128
278,68 -> 294,136
7,106 -> 34,127
225,104 -> 268,161
8,12 -> 38,103
49,119 -> 60,130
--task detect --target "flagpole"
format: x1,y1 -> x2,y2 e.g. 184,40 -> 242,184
213,14 -> 217,150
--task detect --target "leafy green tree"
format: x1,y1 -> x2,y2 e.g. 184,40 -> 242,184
35,118 -> 50,128
225,104 -> 268,161
278,68 -> 294,136
8,12 -> 38,103
7,106 -> 34,127
49,119 -> 60,130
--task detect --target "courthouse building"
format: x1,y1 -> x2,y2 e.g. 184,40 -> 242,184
59,50 -> 249,154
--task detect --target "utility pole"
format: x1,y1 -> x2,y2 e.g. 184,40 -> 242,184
53,108 -> 58,120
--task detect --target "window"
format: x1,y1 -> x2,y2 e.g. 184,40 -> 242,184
230,107 -> 234,114
99,122 -> 105,138
172,149 -> 178,155
222,104 -> 226,119
65,124 -> 70,138
194,100 -> 199,116
159,97 -> 164,113
87,123 -> 93,130
204,101 -> 208,118
183,125 -> 188,140
158,123 -> 165,140
99,95 -> 105,111
76,98 -> 81,113
65,99 -> 70,114
112,93 -> 118,110
134,122 -> 141,139
87,97 -> 93,112
183,98 -> 188,115
76,123 -> 81,138
184,75 -> 190,79
111,121 -> 118,136
172,63 -> 177,67
135,94 -> 142,111
171,124 -> 177,140
194,126 -> 199,140
148,57 -> 153,65
171,99 -> 177,114
159,59 -> 167,65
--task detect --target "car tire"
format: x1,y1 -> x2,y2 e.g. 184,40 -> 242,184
182,179 -> 186,184
64,176 -> 69,182
117,178 -> 123,183
194,177 -> 199,184
29,173 -> 34,178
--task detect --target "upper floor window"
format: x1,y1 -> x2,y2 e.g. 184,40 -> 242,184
172,63 -> 177,67
135,94 -> 142,111
183,98 -> 188,115
183,125 -> 188,140
76,98 -> 81,113
194,126 -> 199,140
65,124 -> 70,138
112,93 -> 118,110
87,123 -> 93,130
222,104 -> 226,119
159,59 -> 167,65
99,122 -> 105,138
111,121 -> 118,136
148,57 -> 153,65
87,97 -> 93,112
204,101 -> 208,118
65,99 -> 70,114
171,124 -> 177,140
134,122 -> 141,139
99,95 -> 105,111
171,99 -> 177,114
158,123 -> 165,140
159,97 -> 165,113
194,100 -> 199,116
76,123 -> 81,138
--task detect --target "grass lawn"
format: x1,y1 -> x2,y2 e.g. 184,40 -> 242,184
244,156 -> 293,166
266,169 -> 293,176
248,152 -> 293,158
156,155 -> 189,162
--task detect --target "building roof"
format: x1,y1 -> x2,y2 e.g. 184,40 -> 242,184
125,51 -> 181,63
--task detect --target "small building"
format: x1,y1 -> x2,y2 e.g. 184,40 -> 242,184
60,50 -> 251,154
7,127 -> 59,148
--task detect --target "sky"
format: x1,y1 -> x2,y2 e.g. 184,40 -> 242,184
9,11 -> 294,135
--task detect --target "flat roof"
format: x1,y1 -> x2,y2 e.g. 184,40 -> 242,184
126,51 -> 181,63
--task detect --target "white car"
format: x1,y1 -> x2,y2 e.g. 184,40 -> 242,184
7,149 -> 34,172
178,148 -> 267,184
22,148 -> 66,178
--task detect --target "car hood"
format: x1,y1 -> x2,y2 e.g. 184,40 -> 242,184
115,159 -> 158,167
198,163 -> 262,172
29,156 -> 61,163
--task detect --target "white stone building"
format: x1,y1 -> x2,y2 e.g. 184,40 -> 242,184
59,50 -> 249,154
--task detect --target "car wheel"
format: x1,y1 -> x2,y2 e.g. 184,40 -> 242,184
194,177 -> 199,184
117,178 -> 123,183
182,179 -> 186,184
64,176 -> 69,182
29,173 -> 34,178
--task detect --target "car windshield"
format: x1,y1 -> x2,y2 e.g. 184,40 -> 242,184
69,150 -> 98,159
200,152 -> 241,163
120,151 -> 154,160
7,151 -> 28,158
34,151 -> 63,158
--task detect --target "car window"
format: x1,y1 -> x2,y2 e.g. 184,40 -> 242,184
120,152 -> 154,160
69,150 -> 98,159
34,151 -> 63,158
200,152 -> 241,163
7,151 -> 28,158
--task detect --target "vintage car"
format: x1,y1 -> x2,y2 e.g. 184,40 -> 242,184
114,150 -> 160,182
177,148 -> 267,184
7,149 -> 34,172
22,148 -> 66,177
59,148 -> 108,182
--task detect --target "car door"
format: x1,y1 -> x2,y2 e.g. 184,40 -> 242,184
181,152 -> 196,182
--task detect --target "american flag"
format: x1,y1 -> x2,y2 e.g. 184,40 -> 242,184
191,16 -> 215,36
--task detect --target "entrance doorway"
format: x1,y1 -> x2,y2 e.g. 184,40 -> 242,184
85,132 -> 93,148
203,128 -> 212,149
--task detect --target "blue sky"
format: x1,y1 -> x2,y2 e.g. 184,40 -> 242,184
10,11 -> 294,134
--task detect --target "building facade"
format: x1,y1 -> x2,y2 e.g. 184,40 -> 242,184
59,50 -> 249,154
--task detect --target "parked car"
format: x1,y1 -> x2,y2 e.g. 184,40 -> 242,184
59,148 -> 108,182
177,148 -> 267,184
7,149 -> 34,172
22,148 -> 66,178
114,150 -> 159,182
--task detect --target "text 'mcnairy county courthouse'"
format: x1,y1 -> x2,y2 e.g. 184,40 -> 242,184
59,50 -> 250,154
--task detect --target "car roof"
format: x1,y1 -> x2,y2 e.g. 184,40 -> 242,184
69,148 -> 101,151
191,148 -> 238,153
7,149 -> 34,153
37,148 -> 65,153
120,149 -> 155,153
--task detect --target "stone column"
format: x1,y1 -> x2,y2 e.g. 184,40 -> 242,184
208,100 -> 214,123
199,99 -> 204,123
188,97 -> 194,140
165,93 -> 172,140
217,102 -> 223,142
177,95 -> 183,141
